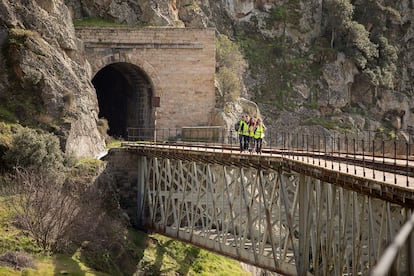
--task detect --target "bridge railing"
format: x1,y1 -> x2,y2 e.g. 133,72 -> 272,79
128,126 -> 414,146
127,127 -> 414,186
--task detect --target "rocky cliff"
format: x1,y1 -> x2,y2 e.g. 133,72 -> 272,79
1,0 -> 413,158
219,0 -> 414,138
0,0 -> 105,158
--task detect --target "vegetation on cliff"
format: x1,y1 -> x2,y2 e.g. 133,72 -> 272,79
323,0 -> 399,88
216,0 -> 411,138
215,34 -> 246,107
0,124 -> 248,275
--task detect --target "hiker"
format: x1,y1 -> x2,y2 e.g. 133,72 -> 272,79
248,117 -> 257,153
254,118 -> 266,154
242,115 -> 250,152
237,114 -> 249,152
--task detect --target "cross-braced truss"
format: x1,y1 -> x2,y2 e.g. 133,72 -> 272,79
139,156 -> 410,275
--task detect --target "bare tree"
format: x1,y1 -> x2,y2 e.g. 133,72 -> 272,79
1,168 -> 80,252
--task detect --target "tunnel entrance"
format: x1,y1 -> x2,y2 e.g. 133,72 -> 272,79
92,62 -> 155,139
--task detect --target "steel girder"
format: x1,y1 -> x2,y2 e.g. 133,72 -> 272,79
139,156 -> 410,275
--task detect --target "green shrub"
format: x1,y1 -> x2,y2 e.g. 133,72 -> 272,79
0,106 -> 18,123
216,67 -> 241,103
269,5 -> 287,22
3,127 -> 64,172
216,34 -> 247,76
347,22 -> 378,64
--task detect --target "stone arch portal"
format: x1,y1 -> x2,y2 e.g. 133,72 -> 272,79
76,27 -> 216,132
92,62 -> 155,139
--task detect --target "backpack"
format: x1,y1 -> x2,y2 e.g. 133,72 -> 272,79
234,120 -> 241,131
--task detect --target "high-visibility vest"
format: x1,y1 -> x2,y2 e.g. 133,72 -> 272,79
241,121 -> 249,136
249,125 -> 255,137
254,125 -> 264,139
238,120 -> 248,135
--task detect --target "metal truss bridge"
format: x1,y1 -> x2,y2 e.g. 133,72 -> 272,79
120,128 -> 414,275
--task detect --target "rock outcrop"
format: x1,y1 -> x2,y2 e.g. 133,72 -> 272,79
0,0 -> 105,158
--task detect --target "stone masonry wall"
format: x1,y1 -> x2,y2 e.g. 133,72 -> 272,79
75,27 -> 216,130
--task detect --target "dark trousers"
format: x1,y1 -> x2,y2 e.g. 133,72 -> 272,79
239,134 -> 249,151
239,134 -> 244,151
256,138 -> 263,153
243,135 -> 249,151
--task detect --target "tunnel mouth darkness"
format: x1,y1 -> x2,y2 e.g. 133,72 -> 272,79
92,62 -> 155,140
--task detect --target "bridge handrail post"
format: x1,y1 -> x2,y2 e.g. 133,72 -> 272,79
406,141 -> 409,187
287,132 -> 290,158
353,138 -> 357,175
372,140 -> 375,179
207,129 -> 210,152
302,133 -> 305,161
231,128 -> 234,153
362,139 -> 365,177
345,134 -> 348,173
324,135 -> 327,168
394,138 -> 397,184
318,135 -> 321,166
383,139 -> 386,182
338,136 -> 341,171
274,129 -> 277,154
331,135 -> 334,169
221,128 -> 224,152
312,134 -> 315,164
287,132 -> 290,157
296,133 -> 299,160
306,135 -> 309,163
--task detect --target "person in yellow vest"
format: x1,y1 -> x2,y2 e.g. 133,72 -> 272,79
237,114 -> 249,152
241,114 -> 250,152
248,117 -> 257,153
254,118 -> 266,154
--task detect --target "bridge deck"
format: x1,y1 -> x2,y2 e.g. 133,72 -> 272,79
124,142 -> 414,208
